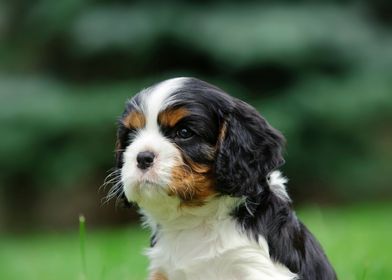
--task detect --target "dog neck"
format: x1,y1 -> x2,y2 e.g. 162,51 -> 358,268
138,170 -> 289,233
139,194 -> 242,233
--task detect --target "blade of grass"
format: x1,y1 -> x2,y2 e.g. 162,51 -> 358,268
79,215 -> 87,279
361,261 -> 368,280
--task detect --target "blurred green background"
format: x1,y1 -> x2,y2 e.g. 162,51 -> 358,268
0,0 -> 391,279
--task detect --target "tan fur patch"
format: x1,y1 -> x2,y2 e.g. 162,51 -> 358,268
122,111 -> 146,129
217,121 -> 228,145
149,271 -> 168,280
169,159 -> 216,206
158,107 -> 189,127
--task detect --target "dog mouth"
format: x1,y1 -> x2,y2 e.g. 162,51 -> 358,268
137,169 -> 163,185
134,170 -> 169,191
138,179 -> 162,188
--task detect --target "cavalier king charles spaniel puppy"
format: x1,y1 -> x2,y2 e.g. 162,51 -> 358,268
111,77 -> 336,280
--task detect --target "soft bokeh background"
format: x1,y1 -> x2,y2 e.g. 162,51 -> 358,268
0,0 -> 391,279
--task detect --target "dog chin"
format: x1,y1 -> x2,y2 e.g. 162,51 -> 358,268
123,174 -> 169,203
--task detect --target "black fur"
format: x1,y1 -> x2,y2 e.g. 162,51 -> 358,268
233,193 -> 337,279
215,99 -> 285,197
213,91 -> 337,279
161,79 -> 230,166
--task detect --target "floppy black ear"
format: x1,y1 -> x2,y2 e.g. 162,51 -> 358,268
113,123 -> 132,208
215,100 -> 285,197
115,121 -> 128,169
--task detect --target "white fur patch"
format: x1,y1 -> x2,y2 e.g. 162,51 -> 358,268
144,77 -> 188,130
268,170 -> 290,202
146,196 -> 297,280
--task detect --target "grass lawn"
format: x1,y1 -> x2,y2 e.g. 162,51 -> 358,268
0,203 -> 391,280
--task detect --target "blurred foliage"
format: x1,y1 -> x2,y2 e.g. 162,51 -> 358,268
0,0 -> 392,228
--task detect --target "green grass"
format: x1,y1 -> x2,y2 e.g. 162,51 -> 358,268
298,203 -> 392,280
0,203 -> 391,280
0,226 -> 150,280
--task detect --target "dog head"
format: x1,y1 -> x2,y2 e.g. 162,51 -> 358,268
114,77 -> 285,208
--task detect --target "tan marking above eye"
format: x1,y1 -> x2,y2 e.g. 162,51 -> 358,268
158,107 -> 189,127
122,111 -> 146,129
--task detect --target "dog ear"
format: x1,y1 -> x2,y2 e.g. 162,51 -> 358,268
114,123 -> 132,208
115,121 -> 129,169
215,100 -> 285,197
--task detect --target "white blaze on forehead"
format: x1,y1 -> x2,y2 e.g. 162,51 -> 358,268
122,77 -> 188,203
144,77 -> 188,129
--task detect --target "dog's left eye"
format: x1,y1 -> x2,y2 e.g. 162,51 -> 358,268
176,127 -> 194,139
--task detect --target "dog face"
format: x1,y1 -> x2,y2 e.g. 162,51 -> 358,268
115,77 -> 285,206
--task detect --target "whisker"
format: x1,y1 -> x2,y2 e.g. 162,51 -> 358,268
115,189 -> 126,208
100,169 -> 122,192
101,168 -> 124,205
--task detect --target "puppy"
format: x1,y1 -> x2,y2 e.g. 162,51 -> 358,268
112,77 -> 337,280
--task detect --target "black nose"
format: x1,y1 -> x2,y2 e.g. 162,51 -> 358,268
136,151 -> 155,170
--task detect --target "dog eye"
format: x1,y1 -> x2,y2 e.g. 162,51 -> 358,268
176,127 -> 194,139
